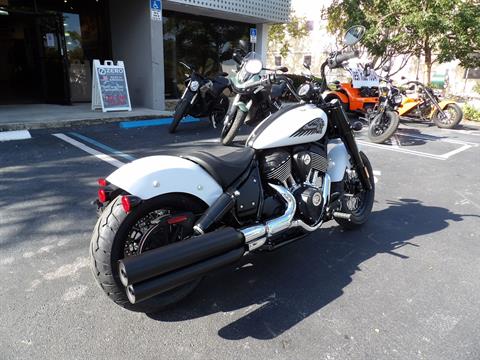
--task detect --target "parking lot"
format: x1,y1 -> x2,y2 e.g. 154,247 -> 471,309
1,118 -> 480,359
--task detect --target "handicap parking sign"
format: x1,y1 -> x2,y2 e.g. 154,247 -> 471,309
150,0 -> 162,21
250,28 -> 257,44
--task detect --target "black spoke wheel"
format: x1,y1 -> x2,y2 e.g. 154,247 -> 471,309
368,110 -> 399,144
90,194 -> 207,312
335,152 -> 375,230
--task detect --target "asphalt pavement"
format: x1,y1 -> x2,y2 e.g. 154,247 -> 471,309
1,117 -> 480,360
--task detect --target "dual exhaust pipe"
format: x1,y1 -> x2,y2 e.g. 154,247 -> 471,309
119,178 -> 330,304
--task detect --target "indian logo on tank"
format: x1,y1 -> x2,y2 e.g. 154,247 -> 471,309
290,118 -> 325,137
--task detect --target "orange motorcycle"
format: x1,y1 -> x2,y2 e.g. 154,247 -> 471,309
324,63 -> 379,115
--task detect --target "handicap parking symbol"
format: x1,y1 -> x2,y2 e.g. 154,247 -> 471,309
151,0 -> 162,10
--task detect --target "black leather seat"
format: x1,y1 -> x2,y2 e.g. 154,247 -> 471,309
183,145 -> 255,188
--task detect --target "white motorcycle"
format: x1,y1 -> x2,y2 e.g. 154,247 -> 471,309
90,26 -> 375,313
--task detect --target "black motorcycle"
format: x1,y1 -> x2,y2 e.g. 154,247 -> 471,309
220,51 -> 300,145
367,71 -> 402,144
169,62 -> 230,133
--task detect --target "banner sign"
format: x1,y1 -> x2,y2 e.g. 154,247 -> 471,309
150,0 -> 162,21
92,60 -> 131,112
347,66 -> 380,88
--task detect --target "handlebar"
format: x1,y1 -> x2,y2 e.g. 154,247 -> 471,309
329,51 -> 359,68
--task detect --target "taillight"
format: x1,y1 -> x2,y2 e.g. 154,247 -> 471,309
98,178 -> 108,187
98,189 -> 108,203
121,195 -> 131,213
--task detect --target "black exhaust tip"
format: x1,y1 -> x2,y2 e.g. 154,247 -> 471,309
118,227 -> 244,286
126,247 -> 244,304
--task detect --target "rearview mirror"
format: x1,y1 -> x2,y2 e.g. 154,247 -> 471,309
343,25 -> 366,46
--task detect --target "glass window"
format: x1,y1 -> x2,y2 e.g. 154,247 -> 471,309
275,56 -> 282,66
163,10 -> 251,99
304,55 -> 312,67
306,20 -> 314,31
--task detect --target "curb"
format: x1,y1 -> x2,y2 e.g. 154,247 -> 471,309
0,113 -> 173,132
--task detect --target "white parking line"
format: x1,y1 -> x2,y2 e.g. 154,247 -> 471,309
358,140 -> 448,160
0,130 -> 31,142
53,133 -> 125,168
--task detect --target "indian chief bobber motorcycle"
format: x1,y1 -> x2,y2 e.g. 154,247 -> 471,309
90,26 -> 375,313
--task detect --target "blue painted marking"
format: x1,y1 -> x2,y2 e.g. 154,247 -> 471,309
119,116 -> 201,129
69,132 -> 136,162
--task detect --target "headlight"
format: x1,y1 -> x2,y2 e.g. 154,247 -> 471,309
298,83 -> 311,97
190,81 -> 199,92
393,94 -> 403,105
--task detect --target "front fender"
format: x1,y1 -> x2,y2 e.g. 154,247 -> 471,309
327,139 -> 351,182
106,156 -> 223,206
437,100 -> 457,109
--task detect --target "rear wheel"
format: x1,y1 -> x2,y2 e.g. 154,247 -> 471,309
169,98 -> 190,133
90,194 -> 206,312
335,152 -> 375,230
368,110 -> 399,144
432,103 -> 463,129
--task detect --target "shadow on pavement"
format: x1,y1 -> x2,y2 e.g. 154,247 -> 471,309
148,199 -> 474,340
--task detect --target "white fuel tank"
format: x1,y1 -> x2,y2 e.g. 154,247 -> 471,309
246,104 -> 328,150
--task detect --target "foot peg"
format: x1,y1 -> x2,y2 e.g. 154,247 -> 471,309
333,212 -> 352,221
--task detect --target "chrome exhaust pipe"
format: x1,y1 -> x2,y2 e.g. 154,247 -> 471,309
241,175 -> 331,250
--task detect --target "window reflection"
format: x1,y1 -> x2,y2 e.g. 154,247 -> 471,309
163,11 -> 251,99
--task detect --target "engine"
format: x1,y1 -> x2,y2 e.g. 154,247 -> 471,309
260,144 -> 328,225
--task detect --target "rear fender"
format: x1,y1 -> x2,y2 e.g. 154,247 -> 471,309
325,91 -> 349,105
106,156 -> 223,206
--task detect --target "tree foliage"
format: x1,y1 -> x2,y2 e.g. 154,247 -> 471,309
326,0 -> 480,82
268,14 -> 309,58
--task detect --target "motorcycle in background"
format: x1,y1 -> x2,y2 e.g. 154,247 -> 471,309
398,80 -> 463,129
169,62 -> 230,133
324,62 -> 380,115
220,51 -> 300,145
89,26 -> 375,313
367,69 -> 402,143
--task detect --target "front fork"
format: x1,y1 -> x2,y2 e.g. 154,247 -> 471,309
328,101 -> 372,191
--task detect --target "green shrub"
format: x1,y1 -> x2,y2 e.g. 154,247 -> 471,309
473,82 -> 480,95
463,104 -> 480,122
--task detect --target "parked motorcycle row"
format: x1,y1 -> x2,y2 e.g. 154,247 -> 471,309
170,41 -> 463,145
88,25 -> 460,313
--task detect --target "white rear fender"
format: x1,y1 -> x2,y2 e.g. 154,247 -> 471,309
106,156 -> 223,206
327,139 -> 351,182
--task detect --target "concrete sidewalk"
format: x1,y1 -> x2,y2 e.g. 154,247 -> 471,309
0,103 -> 173,131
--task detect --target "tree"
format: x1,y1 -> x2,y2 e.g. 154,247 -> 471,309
326,0 -> 480,83
268,14 -> 309,58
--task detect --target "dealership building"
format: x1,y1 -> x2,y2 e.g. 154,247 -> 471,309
0,0 -> 291,111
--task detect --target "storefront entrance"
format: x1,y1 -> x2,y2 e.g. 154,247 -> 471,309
0,0 -> 110,105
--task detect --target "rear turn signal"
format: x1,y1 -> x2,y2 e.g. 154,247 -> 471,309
121,195 -> 132,213
98,178 -> 108,187
98,189 -> 108,203
121,195 -> 142,213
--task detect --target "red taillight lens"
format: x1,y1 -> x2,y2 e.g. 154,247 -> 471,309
121,195 -> 131,213
167,215 -> 188,225
98,178 -> 108,187
98,189 -> 107,203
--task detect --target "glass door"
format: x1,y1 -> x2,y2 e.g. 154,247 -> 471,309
36,13 -> 70,104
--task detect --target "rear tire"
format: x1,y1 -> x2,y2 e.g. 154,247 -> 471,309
169,99 -> 190,133
368,110 -> 399,144
90,194 -> 206,312
335,152 -> 375,230
221,108 -> 247,145
432,103 -> 463,129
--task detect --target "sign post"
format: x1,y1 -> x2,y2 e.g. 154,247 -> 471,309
92,60 -> 132,112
